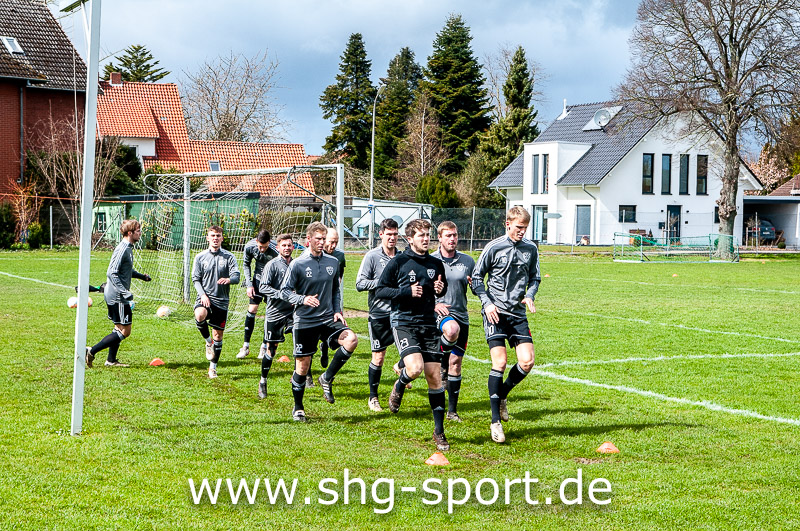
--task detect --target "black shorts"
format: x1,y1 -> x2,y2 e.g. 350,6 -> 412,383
195,302 -> 229,331
107,301 -> 132,325
368,316 -> 394,352
393,325 -> 441,364
293,321 -> 350,357
436,314 -> 469,356
264,314 -> 293,344
249,285 -> 266,305
482,311 -> 532,349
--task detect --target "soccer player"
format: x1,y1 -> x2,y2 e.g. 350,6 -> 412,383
256,233 -> 295,399
280,222 -> 358,422
355,218 -> 399,412
238,230 -> 278,359
472,206 -> 541,443
431,221 -> 476,422
85,219 -> 151,368
193,225 -> 241,379
319,227 -> 346,368
375,219 -> 449,451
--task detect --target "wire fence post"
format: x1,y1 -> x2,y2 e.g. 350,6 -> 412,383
470,206 -> 476,252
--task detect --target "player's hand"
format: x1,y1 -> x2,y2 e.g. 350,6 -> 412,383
143,274 -> 152,282
485,303 -> 500,324
434,275 -> 444,295
200,294 -> 210,308
304,294 -> 320,307
523,298 -> 536,314
334,312 -> 347,326
217,278 -> 231,285
467,276 -> 472,285
247,286 -> 255,298
410,282 -> 423,297
435,303 -> 450,316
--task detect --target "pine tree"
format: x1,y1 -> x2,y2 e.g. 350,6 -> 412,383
421,15 -> 491,174
320,34 -> 376,170
480,46 -> 539,180
373,48 -> 423,182
103,44 -> 170,82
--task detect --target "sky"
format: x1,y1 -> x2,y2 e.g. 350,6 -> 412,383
54,0 -> 642,156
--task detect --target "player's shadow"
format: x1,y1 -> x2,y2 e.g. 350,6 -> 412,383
460,421 -> 695,444
511,406 -> 605,421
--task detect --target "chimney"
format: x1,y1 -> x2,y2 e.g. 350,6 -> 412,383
557,98 -> 568,120
110,72 -> 122,86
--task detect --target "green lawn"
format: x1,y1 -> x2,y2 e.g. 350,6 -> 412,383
2,250 -> 800,529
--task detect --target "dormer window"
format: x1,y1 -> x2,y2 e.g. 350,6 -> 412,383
1,36 -> 24,55
209,161 -> 221,171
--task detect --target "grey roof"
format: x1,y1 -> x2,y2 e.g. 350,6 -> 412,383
489,152 -> 524,188
0,0 -> 87,91
489,101 -> 658,188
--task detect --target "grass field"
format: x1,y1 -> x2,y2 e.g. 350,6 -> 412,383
2,249 -> 800,529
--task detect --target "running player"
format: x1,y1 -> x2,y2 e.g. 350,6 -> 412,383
472,206 -> 540,443
256,233 -> 295,398
86,219 -> 151,368
193,226 -> 241,379
355,218 -> 399,412
238,230 -> 278,359
319,227 -> 346,368
280,222 -> 358,421
431,221 -> 476,422
375,219 -> 449,451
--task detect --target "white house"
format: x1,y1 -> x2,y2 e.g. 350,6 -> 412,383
490,101 -> 763,245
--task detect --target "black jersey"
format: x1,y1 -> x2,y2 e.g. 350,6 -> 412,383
375,247 -> 447,327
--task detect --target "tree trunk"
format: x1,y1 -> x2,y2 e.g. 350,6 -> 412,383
715,130 -> 740,259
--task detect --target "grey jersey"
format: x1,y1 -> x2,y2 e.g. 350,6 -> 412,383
280,250 -> 342,329
104,240 -> 145,305
431,250 -> 476,324
472,236 -> 541,317
242,239 -> 278,288
355,246 -> 395,318
258,255 -> 294,321
192,248 -> 241,310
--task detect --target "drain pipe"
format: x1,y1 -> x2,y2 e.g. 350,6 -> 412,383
582,184 -> 597,243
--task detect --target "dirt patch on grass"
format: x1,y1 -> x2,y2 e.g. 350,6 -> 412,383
343,309 -> 368,318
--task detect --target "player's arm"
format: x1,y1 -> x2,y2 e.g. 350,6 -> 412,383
355,253 -> 377,292
434,260 -> 448,297
522,246 -> 541,313
332,267 -> 344,319
471,249 -> 495,308
241,246 -> 254,289
192,255 -> 209,306
280,263 -> 310,306
131,270 -> 151,281
259,262 -> 280,299
107,249 -> 132,300
375,259 -> 411,300
227,254 -> 240,285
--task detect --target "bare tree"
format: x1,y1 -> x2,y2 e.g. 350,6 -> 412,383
484,44 -> 544,121
26,115 -> 122,244
181,51 -> 289,143
616,0 -> 800,246
9,182 -> 42,243
394,95 -> 449,201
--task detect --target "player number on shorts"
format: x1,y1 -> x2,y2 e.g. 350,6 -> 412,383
295,343 -> 303,353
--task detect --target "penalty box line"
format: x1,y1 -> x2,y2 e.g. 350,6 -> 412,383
0,270 -> 73,290
566,276 -> 800,296
464,354 -> 800,427
536,351 -> 800,369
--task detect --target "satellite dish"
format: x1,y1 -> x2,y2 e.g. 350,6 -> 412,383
594,108 -> 612,128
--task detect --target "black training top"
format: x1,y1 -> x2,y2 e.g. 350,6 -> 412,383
375,247 -> 447,328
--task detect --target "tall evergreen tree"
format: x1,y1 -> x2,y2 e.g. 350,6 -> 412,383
421,15 -> 491,174
320,34 -> 376,170
103,44 -> 170,82
373,48 -> 423,182
480,46 -> 539,179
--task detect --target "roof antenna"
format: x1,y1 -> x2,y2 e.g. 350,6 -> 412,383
557,98 -> 568,120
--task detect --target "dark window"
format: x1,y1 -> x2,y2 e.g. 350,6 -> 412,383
696,155 -> 708,195
661,154 -> 672,194
96,212 -> 107,233
679,154 -> 689,194
209,161 -> 221,171
531,154 -> 539,194
642,154 -> 654,194
714,206 -> 719,224
542,154 -> 549,194
619,205 -> 637,223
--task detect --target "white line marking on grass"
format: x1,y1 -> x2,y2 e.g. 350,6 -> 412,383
548,308 -> 800,344
568,276 -> 800,296
536,351 -> 800,369
0,271 -> 72,290
530,368 -> 800,427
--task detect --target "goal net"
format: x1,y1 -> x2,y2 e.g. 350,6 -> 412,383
613,232 -> 739,262
130,165 -> 344,330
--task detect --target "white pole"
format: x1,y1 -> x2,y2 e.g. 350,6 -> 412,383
183,176 -> 191,302
49,205 -> 53,249
336,164 -> 344,250
71,0 -> 102,436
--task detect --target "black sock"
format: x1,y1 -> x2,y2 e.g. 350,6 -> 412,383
196,319 -> 210,341
323,346 -> 352,382
212,340 -> 222,363
107,329 -> 125,362
394,368 -> 413,398
428,386 -> 446,435
489,369 -> 504,423
397,358 -> 405,369
500,363 -> 529,399
291,371 -> 306,411
368,363 -> 382,398
91,329 -> 123,355
261,351 -> 273,379
447,374 -> 462,413
243,312 -> 256,344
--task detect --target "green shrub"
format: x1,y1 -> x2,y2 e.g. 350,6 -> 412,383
26,222 -> 46,249
10,242 -> 29,251
778,241 -> 786,249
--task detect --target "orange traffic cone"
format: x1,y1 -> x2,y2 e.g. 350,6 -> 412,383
596,441 -> 620,454
149,358 -> 164,366
425,452 -> 450,466
277,355 -> 291,363
672,273 -> 678,277
544,273 -> 550,278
